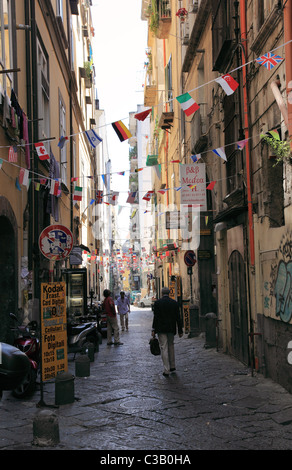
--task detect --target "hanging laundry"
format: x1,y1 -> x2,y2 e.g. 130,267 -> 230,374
22,112 -> 31,169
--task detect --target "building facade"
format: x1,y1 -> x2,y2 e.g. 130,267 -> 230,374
143,0 -> 292,392
0,0 -> 103,340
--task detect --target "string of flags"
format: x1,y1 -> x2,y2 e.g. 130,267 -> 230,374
0,42 -> 289,209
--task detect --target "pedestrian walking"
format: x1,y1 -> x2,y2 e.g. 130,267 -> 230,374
152,286 -> 183,376
102,289 -> 123,346
117,291 -> 130,331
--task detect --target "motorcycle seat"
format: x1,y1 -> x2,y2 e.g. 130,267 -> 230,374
69,322 -> 93,335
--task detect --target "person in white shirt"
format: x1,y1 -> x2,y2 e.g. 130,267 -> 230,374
117,291 -> 130,331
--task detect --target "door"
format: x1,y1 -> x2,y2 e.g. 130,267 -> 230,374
0,216 -> 17,342
228,250 -> 249,364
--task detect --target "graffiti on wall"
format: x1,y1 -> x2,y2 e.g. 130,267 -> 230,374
267,232 -> 292,323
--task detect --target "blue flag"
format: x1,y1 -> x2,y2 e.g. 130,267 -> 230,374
85,129 -> 102,148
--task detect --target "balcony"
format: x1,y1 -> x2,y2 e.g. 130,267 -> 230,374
158,111 -> 174,130
157,0 -> 172,39
144,85 -> 157,107
147,0 -> 172,39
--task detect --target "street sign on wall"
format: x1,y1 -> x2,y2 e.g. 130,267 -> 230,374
39,225 -> 73,261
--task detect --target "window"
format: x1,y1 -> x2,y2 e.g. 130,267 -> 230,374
165,55 -> 173,112
37,38 -> 50,151
211,0 -> 234,72
0,0 -> 13,95
59,93 -> 67,185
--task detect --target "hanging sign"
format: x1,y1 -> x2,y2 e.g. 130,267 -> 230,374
40,282 -> 68,381
179,163 -> 207,210
39,225 -> 73,261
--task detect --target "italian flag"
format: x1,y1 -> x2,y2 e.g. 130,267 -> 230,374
176,93 -> 199,116
73,186 -> 83,201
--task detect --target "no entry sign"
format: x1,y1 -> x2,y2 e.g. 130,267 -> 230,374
184,250 -> 196,267
39,225 -> 73,261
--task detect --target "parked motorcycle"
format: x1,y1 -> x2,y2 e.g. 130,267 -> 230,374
9,313 -> 40,398
0,342 -> 30,400
67,314 -> 100,359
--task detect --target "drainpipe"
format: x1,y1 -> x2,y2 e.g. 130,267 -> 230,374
239,0 -> 255,267
66,0 -> 73,234
30,0 -> 40,299
239,0 -> 257,375
284,0 -> 292,149
25,0 -> 33,272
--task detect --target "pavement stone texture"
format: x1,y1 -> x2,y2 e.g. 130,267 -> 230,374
1,308 -> 292,451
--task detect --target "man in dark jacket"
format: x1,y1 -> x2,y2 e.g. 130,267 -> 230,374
152,287 -> 183,376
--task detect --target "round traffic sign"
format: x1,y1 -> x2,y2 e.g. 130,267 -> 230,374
184,250 -> 196,267
39,224 -> 73,260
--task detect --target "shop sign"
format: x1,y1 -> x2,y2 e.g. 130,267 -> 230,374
179,163 -> 207,210
40,282 -> 68,381
39,224 -> 73,261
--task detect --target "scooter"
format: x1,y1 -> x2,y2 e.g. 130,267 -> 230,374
9,313 -> 40,398
67,315 -> 100,359
0,342 -> 30,400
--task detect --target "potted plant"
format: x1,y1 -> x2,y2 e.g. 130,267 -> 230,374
176,7 -> 188,22
261,130 -> 291,166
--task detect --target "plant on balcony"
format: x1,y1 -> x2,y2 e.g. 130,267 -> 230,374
84,61 -> 92,79
261,130 -> 291,165
146,0 -> 159,34
176,7 -> 188,22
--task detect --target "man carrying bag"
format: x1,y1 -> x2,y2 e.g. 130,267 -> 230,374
152,287 -> 183,376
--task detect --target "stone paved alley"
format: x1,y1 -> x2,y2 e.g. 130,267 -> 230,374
1,308 -> 292,452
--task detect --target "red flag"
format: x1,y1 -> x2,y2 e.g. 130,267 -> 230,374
206,181 -> 216,190
143,190 -> 154,201
35,142 -> 49,161
134,108 -> 152,121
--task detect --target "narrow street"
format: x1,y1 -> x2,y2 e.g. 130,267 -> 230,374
1,307 -> 292,452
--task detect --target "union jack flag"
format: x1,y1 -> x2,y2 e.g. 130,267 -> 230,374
256,52 -> 283,71
96,190 -> 103,204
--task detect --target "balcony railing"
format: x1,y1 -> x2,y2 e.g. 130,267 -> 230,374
157,0 -> 172,39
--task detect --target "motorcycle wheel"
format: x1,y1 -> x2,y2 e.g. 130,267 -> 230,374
12,368 -> 37,398
83,335 -> 99,352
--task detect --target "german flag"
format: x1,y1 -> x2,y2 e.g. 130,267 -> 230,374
112,120 -> 132,142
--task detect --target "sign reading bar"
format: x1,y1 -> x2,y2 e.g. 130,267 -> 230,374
40,282 -> 68,382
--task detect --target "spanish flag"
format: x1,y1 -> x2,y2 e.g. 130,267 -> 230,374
112,120 -> 132,142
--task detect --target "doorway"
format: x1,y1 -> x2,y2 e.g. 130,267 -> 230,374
0,215 -> 18,342
228,249 -> 249,364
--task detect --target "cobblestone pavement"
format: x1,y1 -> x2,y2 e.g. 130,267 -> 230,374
1,308 -> 292,453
